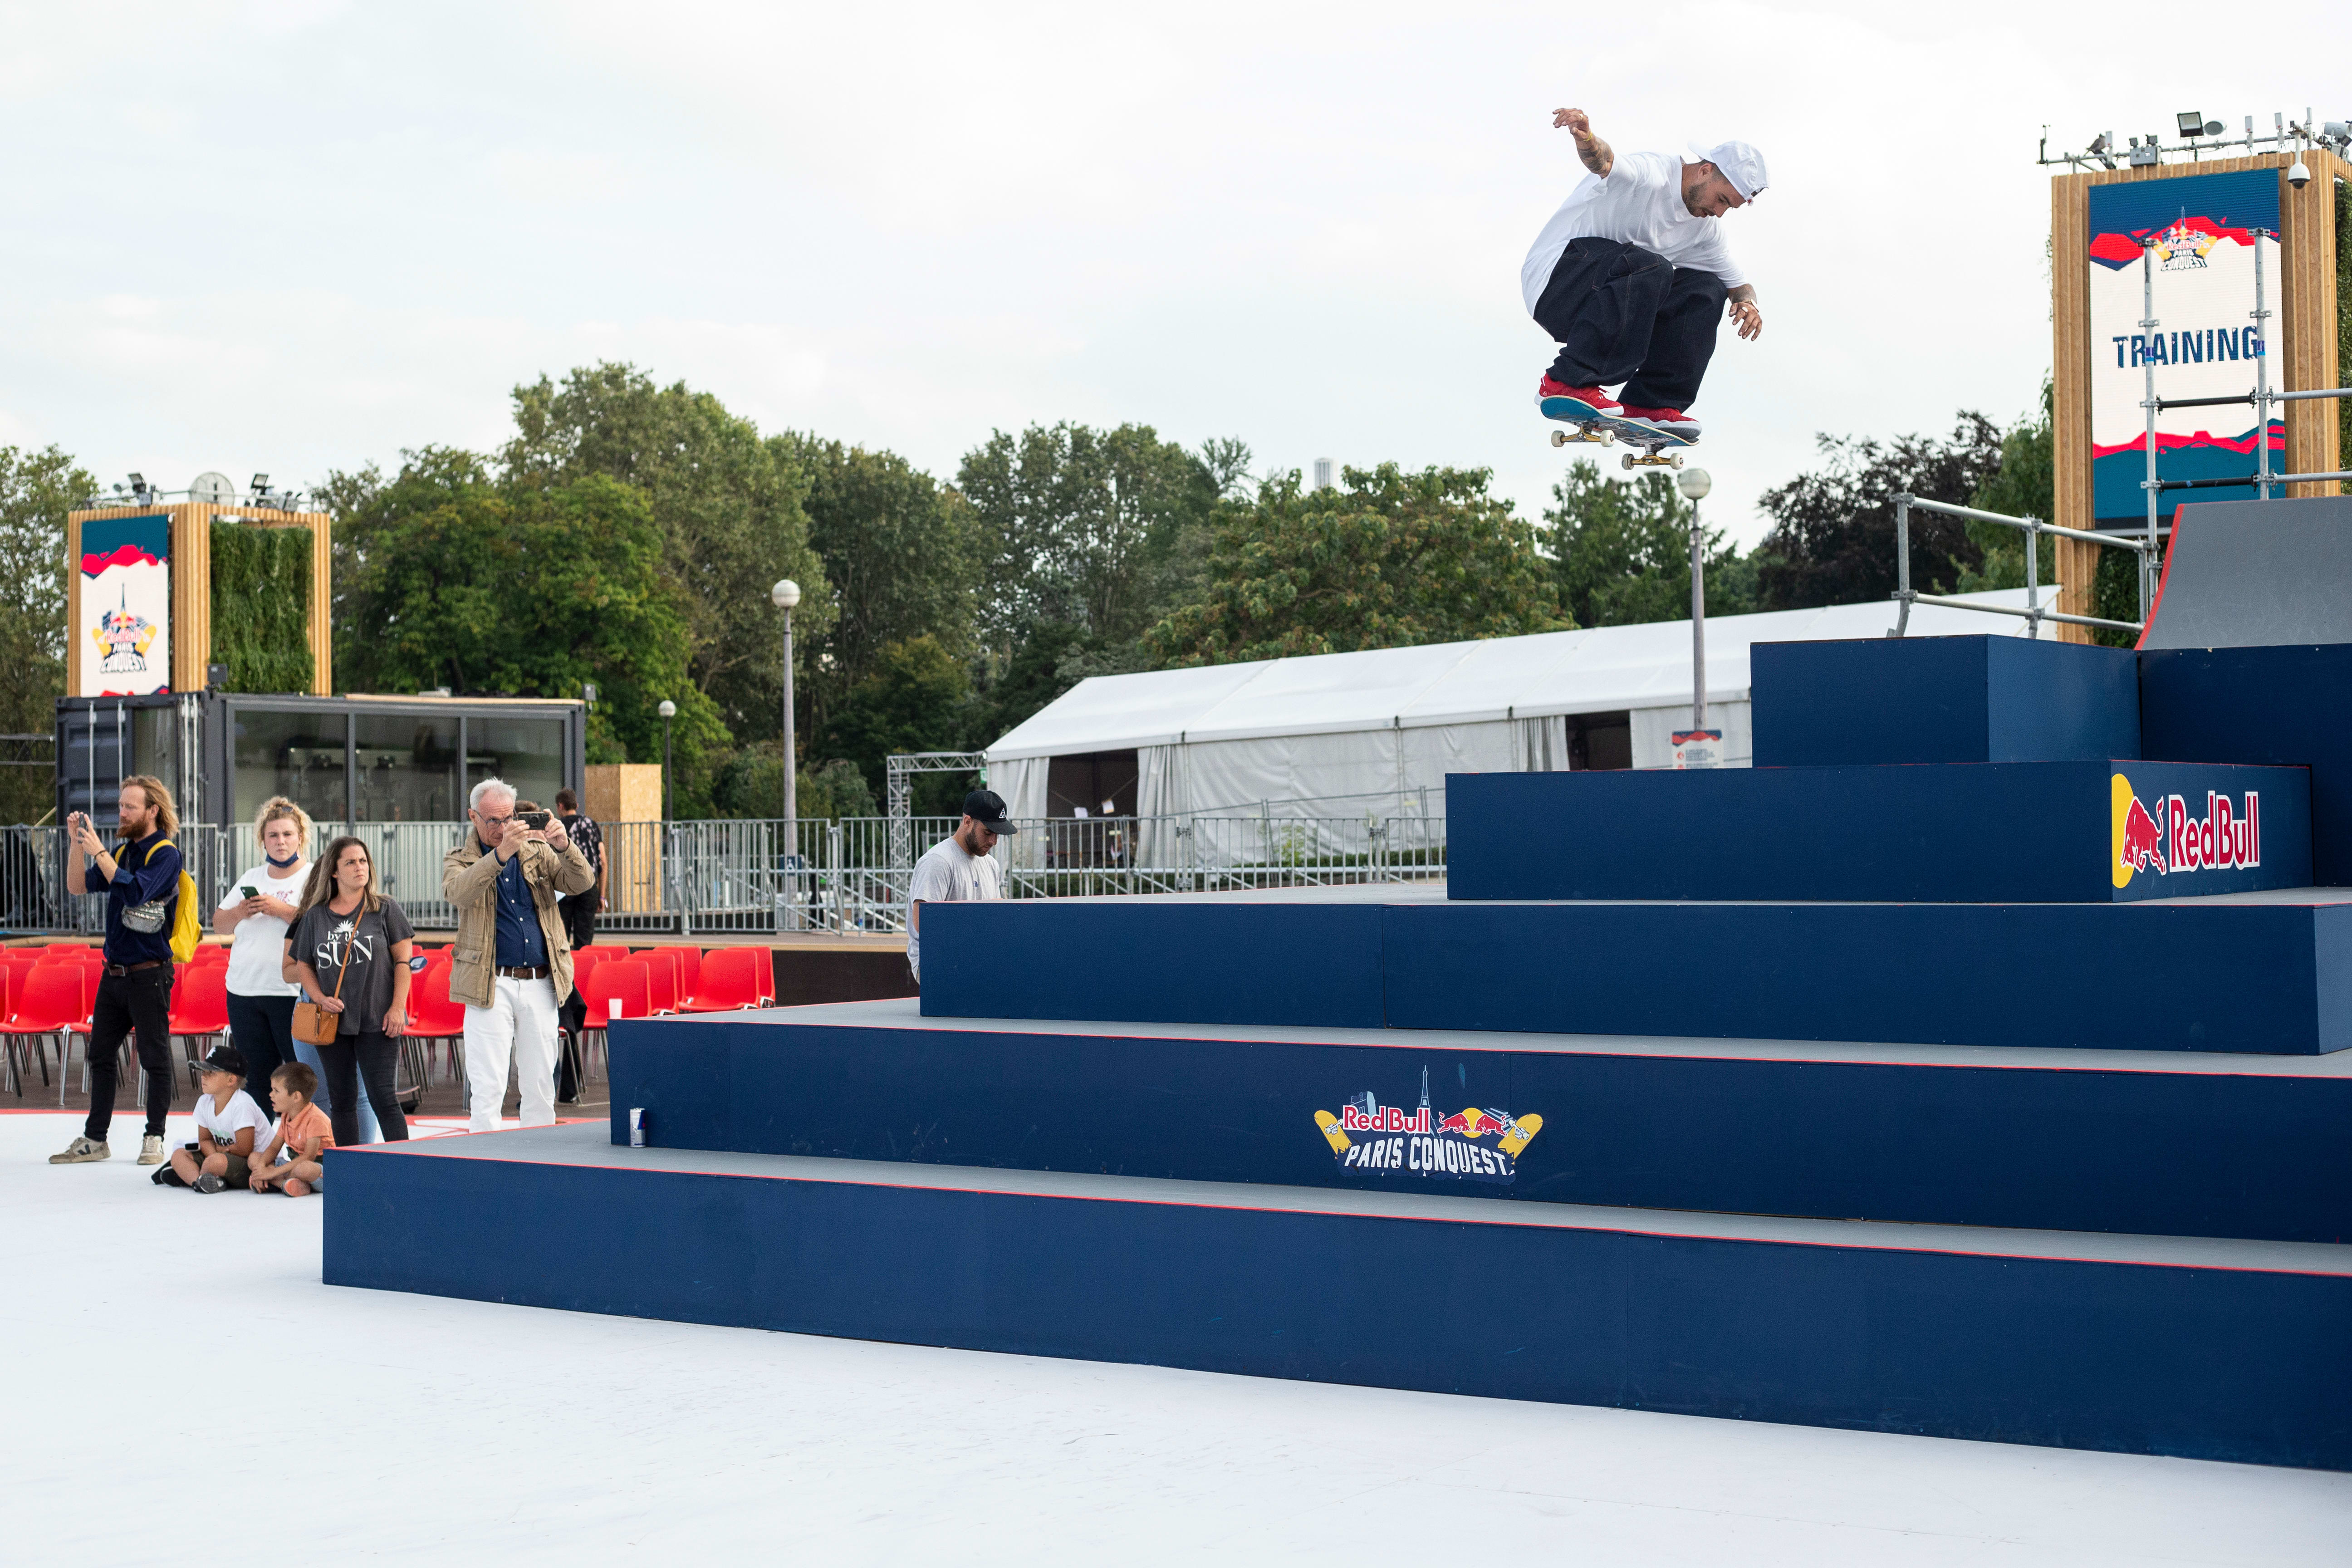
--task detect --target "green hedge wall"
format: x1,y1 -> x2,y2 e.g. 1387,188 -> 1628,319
210,522 -> 314,692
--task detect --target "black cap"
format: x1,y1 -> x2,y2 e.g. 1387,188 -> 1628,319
962,789 -> 1018,835
194,1044 -> 247,1079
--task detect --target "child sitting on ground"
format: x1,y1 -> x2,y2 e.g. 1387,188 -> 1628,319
157,1045 -> 273,1194
249,1061 -> 335,1197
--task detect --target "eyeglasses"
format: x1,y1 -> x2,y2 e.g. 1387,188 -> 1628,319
476,813 -> 514,828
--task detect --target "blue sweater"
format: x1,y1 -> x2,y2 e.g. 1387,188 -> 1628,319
86,832 -> 181,966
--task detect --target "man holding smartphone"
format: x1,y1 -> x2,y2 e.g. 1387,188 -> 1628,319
51,777 -> 183,1166
441,778 -> 594,1132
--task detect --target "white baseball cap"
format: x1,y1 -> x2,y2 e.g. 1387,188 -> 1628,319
1686,140 -> 1769,200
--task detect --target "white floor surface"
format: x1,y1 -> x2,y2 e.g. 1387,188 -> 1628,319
6,1111 -> 2348,1565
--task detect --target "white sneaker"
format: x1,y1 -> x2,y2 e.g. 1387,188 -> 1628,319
49,1136 -> 111,1164
137,1134 -> 166,1166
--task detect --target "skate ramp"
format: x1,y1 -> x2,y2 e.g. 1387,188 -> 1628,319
2139,495 -> 2352,650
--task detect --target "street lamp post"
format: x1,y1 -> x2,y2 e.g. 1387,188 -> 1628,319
657,699 -> 676,821
1676,468 -> 1715,739
770,579 -> 801,827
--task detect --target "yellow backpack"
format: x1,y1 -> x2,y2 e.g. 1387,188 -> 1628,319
149,839 -> 205,965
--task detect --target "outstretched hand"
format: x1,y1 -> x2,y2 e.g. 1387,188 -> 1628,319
1553,107 -> 1589,135
1729,298 -> 1763,340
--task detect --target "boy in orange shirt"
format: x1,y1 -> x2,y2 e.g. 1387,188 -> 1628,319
249,1061 -> 334,1196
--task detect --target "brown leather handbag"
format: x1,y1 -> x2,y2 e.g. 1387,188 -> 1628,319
292,925 -> 352,1046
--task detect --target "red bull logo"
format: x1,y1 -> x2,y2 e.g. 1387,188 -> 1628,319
2111,772 -> 2261,889
1315,1068 -> 1543,1187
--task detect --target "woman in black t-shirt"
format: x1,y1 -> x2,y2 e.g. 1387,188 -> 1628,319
284,836 -> 415,1147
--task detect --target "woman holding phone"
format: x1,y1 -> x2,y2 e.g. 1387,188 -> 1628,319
283,836 -> 414,1147
215,798 -> 318,1114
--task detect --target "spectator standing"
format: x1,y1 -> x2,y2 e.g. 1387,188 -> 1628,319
214,797 -> 313,1115
284,836 -> 414,1148
905,789 -> 1016,985
442,778 -> 593,1132
552,788 -> 604,1103
50,776 -> 185,1167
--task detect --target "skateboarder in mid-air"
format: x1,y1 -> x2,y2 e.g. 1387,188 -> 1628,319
1524,108 -> 1767,441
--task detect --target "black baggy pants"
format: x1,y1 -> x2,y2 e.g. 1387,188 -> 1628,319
317,1029 -> 408,1147
1533,237 -> 1728,410
225,991 -> 295,1112
554,893 -> 598,1102
84,964 -> 176,1142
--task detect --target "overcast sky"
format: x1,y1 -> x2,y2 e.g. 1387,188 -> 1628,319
4,1 -> 2347,549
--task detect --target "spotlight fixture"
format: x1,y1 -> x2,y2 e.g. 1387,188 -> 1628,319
2176,111 -> 2205,138
127,472 -> 146,492
250,472 -> 270,495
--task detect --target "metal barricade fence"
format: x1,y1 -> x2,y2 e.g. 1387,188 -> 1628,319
0,812 -> 1450,937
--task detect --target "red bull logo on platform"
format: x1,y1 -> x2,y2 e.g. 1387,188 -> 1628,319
1314,1067 -> 1543,1187
2111,772 -> 2262,890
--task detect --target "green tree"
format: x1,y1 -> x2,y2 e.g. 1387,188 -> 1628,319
1754,414 -> 2004,610
0,445 -> 95,821
817,635 -> 980,811
330,449 -> 727,799
773,431 -> 981,744
957,421 -> 1221,645
1147,464 -> 1571,667
501,363 -> 832,743
1545,460 -> 1757,627
1954,378 -> 2058,595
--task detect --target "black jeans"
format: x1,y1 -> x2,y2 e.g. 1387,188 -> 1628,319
316,1030 -> 408,1147
554,892 -> 599,1101
1533,236 -> 1728,409
225,992 -> 296,1111
84,964 -> 175,1142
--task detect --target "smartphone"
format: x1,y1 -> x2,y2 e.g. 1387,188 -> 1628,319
239,884 -> 261,901
519,810 -> 552,830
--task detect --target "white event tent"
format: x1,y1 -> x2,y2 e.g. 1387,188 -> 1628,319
985,589 -> 2056,826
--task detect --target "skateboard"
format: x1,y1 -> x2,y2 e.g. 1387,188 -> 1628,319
1539,394 -> 1694,470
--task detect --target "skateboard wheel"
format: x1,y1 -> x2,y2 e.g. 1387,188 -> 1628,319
1598,427 -> 1616,445
1551,430 -> 1570,447
1621,453 -> 1637,471
1669,454 -> 1684,469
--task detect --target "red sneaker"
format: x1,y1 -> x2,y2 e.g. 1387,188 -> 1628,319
1620,404 -> 1701,437
1537,378 -> 1622,417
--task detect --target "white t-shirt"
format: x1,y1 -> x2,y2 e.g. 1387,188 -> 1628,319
905,835 -> 1005,981
194,1087 -> 274,1152
218,863 -> 309,998
1521,150 -> 1746,314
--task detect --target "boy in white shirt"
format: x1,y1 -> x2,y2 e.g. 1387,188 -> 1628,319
157,1046 -> 274,1194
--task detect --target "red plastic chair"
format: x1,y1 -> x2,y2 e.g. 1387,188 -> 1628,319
401,956 -> 471,1102
0,965 -> 82,1099
41,943 -> 91,957
1,951 -> 41,1001
753,946 -> 774,1001
673,947 -> 702,996
679,947 -> 763,1012
569,946 -> 611,997
582,960 -> 651,1029
578,959 -> 651,1086
635,949 -> 681,1015
167,963 -> 231,1089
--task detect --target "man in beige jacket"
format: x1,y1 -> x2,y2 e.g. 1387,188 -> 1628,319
442,776 -> 595,1132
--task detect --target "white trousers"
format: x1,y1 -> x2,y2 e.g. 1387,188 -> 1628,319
462,975 -> 561,1133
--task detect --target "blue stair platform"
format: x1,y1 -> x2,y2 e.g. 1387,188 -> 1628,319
916,891 -> 2352,1054
1446,760 -> 2308,903
331,1119 -> 2352,1471
327,630 -> 2352,1472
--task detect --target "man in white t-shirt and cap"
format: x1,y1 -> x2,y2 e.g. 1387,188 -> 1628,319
905,789 -> 1016,985
1522,108 -> 1768,439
